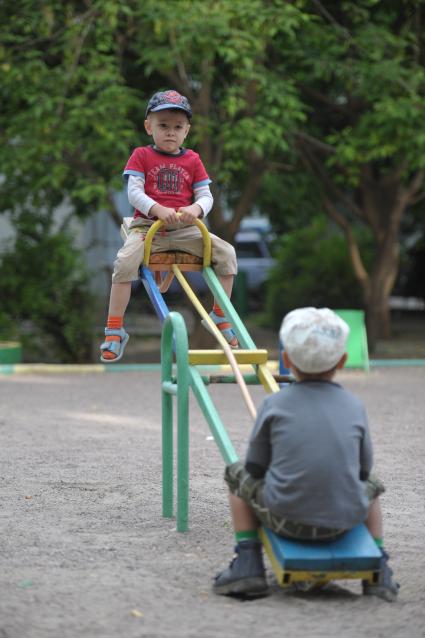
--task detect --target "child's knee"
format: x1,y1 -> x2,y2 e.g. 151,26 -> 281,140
112,233 -> 145,282
211,238 -> 237,275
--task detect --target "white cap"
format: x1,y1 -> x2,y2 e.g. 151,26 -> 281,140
279,307 -> 350,374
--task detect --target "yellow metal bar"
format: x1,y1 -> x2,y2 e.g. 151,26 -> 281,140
172,265 -> 257,420
0,364 -> 106,375
188,350 -> 269,365
142,217 -> 212,267
143,220 -> 163,266
282,570 -> 377,584
257,363 -> 280,393
259,527 -> 286,583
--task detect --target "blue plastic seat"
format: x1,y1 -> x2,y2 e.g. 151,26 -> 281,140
259,524 -> 382,587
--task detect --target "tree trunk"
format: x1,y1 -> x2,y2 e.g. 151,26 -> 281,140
364,265 -> 397,351
358,171 -> 408,350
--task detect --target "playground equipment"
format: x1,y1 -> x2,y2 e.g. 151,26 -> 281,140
129,217 -> 381,591
160,311 -> 381,590
121,216 -> 279,408
279,308 -> 370,374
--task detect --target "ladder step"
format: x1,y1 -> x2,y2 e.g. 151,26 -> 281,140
188,349 -> 268,365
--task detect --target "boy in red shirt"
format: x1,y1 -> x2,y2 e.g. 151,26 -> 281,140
100,90 -> 238,362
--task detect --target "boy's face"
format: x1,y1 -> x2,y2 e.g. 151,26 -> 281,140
144,110 -> 190,154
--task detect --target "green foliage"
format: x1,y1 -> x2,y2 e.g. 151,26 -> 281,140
1,0 -> 424,346
0,228 -> 95,362
0,1 -> 139,218
257,168 -> 324,235
265,217 -> 371,328
129,0 -> 308,182
295,0 -> 425,184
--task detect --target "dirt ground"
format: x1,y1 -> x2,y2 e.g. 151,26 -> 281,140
1,366 -> 424,638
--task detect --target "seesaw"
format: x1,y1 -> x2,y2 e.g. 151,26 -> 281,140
123,217 -> 382,590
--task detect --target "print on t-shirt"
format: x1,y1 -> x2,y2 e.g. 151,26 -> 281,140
149,164 -> 190,196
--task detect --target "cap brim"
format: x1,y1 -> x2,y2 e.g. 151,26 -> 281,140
148,104 -> 191,117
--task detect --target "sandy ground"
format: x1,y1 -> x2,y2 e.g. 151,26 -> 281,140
0,366 -> 424,638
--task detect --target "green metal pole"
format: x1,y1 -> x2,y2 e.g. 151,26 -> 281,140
161,312 -> 191,532
189,367 -> 239,465
173,313 -> 190,532
202,266 -> 256,350
161,316 -> 174,519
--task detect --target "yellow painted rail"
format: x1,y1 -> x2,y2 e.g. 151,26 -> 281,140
188,349 -> 269,365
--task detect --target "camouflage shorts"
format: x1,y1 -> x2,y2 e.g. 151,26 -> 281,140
224,461 -> 385,541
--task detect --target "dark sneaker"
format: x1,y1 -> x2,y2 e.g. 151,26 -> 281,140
363,550 -> 399,602
213,541 -> 269,598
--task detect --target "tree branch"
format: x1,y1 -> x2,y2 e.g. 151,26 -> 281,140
405,169 -> 424,200
295,131 -> 336,155
323,197 -> 370,294
11,7 -> 99,52
297,140 -> 365,220
410,190 -> 425,206
107,192 -> 124,228
168,30 -> 193,100
227,156 -> 266,239
56,15 -> 96,118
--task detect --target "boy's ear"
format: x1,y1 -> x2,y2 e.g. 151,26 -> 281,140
282,351 -> 292,370
144,118 -> 152,135
336,353 -> 348,370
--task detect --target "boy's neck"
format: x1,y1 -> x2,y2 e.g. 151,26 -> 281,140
293,368 -> 338,383
152,144 -> 184,156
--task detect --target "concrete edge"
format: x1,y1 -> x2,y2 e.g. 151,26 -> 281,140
1,359 -> 425,376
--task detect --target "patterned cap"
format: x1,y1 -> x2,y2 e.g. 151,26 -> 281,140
145,90 -> 192,119
279,307 -> 350,373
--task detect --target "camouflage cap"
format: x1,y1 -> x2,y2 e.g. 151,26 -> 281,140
145,90 -> 192,119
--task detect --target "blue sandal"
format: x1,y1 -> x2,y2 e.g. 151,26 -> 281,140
100,327 -> 129,363
201,311 -> 239,348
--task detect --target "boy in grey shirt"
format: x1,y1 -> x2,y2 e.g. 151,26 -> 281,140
213,307 -> 398,602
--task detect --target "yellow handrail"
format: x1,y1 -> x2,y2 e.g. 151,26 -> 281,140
142,216 -> 212,268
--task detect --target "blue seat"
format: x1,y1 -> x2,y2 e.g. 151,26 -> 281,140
259,524 -> 382,587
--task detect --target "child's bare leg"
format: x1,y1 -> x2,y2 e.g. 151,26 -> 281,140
229,492 -> 259,533
217,274 -> 233,298
108,282 -> 132,316
211,274 -> 238,347
365,497 -> 384,541
101,282 -> 132,361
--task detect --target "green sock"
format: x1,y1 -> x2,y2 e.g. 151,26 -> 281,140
235,530 -> 259,543
374,536 -> 384,549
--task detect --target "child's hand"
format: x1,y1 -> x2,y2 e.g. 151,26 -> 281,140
151,205 -> 179,225
177,204 -> 202,224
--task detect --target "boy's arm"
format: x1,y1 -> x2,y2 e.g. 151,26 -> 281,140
127,176 -> 157,214
193,183 -> 214,217
244,400 -> 273,478
359,407 -> 373,480
178,183 -> 213,223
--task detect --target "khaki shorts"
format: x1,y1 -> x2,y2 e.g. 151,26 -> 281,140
225,461 -> 385,541
112,223 -> 237,283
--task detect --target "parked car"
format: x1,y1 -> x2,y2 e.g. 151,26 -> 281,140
163,225 -> 275,300
234,229 -> 275,293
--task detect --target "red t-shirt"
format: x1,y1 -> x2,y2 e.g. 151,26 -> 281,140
123,145 -> 211,220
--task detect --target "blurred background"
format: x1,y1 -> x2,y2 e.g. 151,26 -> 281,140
1,0 -> 424,364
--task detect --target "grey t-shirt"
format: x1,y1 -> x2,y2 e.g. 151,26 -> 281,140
245,380 -> 373,529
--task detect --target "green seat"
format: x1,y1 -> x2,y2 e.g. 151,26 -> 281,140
334,309 -> 369,371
